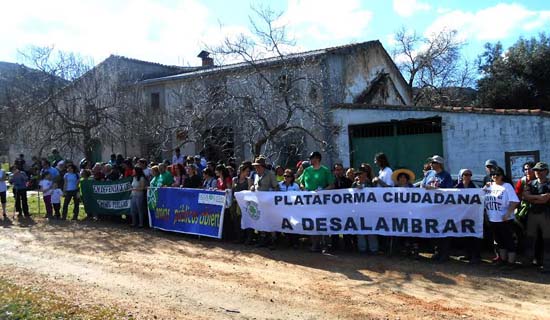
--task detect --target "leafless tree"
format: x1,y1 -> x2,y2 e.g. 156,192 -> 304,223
0,54 -> 68,158
16,46 -> 127,160
392,27 -> 477,106
209,5 -> 331,159
126,80 -> 234,161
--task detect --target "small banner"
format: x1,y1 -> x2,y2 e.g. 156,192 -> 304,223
147,187 -> 226,238
235,188 -> 485,238
80,178 -> 132,216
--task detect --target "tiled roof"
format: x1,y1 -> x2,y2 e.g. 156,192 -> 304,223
109,55 -> 195,71
141,41 -> 381,85
332,103 -> 550,117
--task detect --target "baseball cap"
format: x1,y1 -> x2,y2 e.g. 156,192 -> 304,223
533,162 -> 549,171
485,159 -> 498,167
429,155 -> 444,164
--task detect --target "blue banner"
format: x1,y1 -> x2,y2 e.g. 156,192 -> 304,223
147,187 -> 227,238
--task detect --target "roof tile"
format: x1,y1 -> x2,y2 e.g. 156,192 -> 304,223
332,103 -> 550,117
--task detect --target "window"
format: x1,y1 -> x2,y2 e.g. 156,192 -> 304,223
278,74 -> 290,94
151,93 -> 160,109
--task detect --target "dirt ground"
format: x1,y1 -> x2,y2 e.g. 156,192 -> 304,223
0,218 -> 549,320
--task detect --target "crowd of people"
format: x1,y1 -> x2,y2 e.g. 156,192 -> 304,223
0,147 -> 549,274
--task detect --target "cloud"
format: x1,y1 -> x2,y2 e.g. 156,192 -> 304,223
393,0 -> 431,17
0,0 -> 249,66
425,3 -> 550,42
279,0 -> 373,41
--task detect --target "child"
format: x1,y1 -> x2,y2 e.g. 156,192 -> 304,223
39,172 -> 53,218
51,182 -> 63,219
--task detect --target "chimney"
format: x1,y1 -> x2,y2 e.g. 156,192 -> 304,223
197,50 -> 214,67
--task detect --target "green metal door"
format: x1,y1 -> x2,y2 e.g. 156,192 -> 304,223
349,117 -> 443,181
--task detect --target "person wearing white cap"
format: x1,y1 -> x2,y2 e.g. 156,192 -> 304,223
455,169 -> 476,189
421,155 -> 453,262
421,155 -> 453,189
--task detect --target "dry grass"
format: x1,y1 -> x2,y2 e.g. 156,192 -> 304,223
0,277 -> 128,320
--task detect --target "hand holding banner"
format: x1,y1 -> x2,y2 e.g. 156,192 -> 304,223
148,188 -> 227,238
80,178 -> 132,216
235,188 -> 484,238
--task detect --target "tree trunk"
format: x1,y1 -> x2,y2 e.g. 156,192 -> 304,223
83,130 -> 93,161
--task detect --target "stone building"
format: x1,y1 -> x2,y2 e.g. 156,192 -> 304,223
7,39 -> 548,179
139,40 -> 411,165
8,55 -> 198,163
8,40 -> 412,166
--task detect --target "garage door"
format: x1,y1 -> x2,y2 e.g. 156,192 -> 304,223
349,117 -> 443,181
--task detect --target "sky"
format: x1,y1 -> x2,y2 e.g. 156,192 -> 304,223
0,0 -> 549,67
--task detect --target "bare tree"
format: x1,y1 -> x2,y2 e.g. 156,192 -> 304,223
209,5 -> 331,158
0,51 -> 72,160
392,27 -> 477,106
126,80 -> 234,161
17,46 -> 126,160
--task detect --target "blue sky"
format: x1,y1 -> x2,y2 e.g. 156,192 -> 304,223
1,0 -> 549,67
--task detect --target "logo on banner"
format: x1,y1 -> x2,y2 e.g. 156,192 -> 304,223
246,201 -> 261,220
198,193 -> 226,205
148,187 -> 159,210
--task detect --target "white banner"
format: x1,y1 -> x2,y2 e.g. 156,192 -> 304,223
235,188 -> 484,238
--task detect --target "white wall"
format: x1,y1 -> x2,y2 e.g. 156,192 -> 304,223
332,108 -> 550,176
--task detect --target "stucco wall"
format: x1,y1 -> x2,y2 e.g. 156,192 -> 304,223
327,45 -> 411,105
332,108 -> 550,176
144,43 -> 411,164
9,57 -> 180,163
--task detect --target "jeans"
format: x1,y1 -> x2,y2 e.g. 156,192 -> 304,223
14,189 -> 29,216
490,220 -> 516,252
53,203 -> 61,218
43,195 -> 53,217
62,190 -> 80,220
525,213 -> 550,268
130,192 -> 146,227
357,235 -> 379,253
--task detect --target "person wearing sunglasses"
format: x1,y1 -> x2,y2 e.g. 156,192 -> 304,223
455,169 -> 476,189
483,167 -> 520,267
278,169 -> 300,191
278,169 -> 301,249
483,159 -> 498,185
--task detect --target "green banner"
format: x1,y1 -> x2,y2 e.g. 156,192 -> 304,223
80,178 -> 133,216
